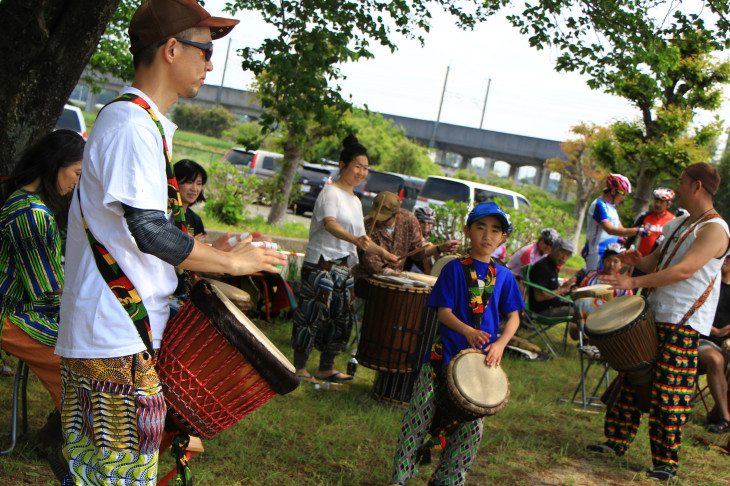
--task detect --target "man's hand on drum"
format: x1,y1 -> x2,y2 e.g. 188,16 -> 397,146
440,239 -> 460,253
229,234 -> 286,274
466,328 -> 491,350
599,272 -> 633,290
483,340 -> 507,367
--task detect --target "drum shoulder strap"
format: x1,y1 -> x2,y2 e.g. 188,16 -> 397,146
458,256 -> 496,329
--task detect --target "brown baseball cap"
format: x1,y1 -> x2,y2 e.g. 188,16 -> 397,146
129,0 -> 239,54
368,192 -> 401,222
684,162 -> 720,195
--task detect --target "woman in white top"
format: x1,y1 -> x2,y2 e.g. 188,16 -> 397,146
292,135 -> 397,384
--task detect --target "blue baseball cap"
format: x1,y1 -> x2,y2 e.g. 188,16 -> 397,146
466,202 -> 512,234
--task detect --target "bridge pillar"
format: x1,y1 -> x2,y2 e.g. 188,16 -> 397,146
539,169 -> 551,191
507,163 -> 519,181
533,166 -> 543,186
84,91 -> 98,113
459,155 -> 472,171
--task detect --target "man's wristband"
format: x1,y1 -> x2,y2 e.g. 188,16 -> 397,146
435,245 -> 442,255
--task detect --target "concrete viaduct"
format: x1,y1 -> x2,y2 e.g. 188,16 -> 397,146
75,80 -> 563,187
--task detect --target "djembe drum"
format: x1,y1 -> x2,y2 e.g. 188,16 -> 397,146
585,295 -> 659,412
371,307 -> 440,406
357,276 -> 433,373
157,280 -> 299,439
440,348 -> 511,422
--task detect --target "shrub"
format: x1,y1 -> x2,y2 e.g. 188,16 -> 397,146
172,104 -> 234,138
203,161 -> 261,226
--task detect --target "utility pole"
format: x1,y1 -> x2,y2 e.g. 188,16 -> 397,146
430,65 -> 450,149
479,78 -> 491,130
216,38 -> 232,108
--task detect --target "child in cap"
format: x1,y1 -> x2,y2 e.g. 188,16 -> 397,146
390,202 -> 524,486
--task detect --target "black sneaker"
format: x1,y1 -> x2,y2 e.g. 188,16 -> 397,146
586,441 -> 624,456
646,466 -> 676,481
708,418 -> 730,434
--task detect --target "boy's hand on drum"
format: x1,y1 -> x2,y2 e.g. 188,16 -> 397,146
599,273 -> 633,290
466,328 -> 491,350
483,340 -> 507,367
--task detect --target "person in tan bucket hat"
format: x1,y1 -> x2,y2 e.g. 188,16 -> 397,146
53,1 -> 285,484
359,192 -> 460,276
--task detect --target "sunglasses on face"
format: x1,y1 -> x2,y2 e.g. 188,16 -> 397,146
616,189 -> 627,196
158,37 -> 213,62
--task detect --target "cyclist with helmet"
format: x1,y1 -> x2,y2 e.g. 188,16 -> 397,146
624,187 -> 676,257
414,206 -> 435,239
507,227 -> 560,278
584,174 -> 647,272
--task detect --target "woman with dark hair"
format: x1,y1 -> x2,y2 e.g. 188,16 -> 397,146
291,134 -> 398,384
0,128 -> 85,412
174,158 -> 208,240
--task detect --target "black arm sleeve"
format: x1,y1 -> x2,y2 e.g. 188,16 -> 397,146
121,204 -> 195,266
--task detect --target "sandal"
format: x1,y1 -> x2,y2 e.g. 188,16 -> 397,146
708,418 -> 730,434
586,442 -> 624,456
646,466 -> 676,482
316,371 -> 353,382
296,374 -> 319,385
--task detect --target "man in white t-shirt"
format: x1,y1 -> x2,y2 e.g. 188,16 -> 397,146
53,1 -> 286,484
591,162 -> 729,482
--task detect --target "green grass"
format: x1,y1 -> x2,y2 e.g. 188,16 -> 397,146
2,320 -> 729,485
81,107 -> 236,169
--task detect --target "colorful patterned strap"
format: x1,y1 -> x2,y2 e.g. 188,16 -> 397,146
78,94 -> 190,356
458,256 -> 496,328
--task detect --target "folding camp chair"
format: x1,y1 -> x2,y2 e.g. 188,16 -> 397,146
558,320 -> 611,409
519,264 -> 574,358
1,360 -> 29,456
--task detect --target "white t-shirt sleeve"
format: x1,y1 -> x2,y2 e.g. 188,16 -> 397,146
96,123 -> 168,212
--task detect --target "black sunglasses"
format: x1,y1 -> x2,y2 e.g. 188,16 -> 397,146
158,37 -> 213,62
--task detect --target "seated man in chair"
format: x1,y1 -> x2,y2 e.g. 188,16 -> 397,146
698,254 -> 730,433
527,238 -> 576,318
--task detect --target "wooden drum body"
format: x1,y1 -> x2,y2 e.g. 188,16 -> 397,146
585,295 -> 658,374
157,280 -> 299,439
441,349 -> 510,422
357,277 -> 431,373
372,307 -> 440,405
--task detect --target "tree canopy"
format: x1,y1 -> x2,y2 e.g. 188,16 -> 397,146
500,0 -> 730,213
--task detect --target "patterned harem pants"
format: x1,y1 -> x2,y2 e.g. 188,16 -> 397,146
291,259 -> 354,371
60,351 -> 165,485
391,364 -> 483,486
603,322 -> 698,473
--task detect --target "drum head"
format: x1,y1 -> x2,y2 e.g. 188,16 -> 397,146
571,284 -> 612,298
400,271 -> 437,287
430,254 -> 459,277
452,351 -> 509,408
585,295 -> 646,334
204,278 -> 251,304
207,283 -> 296,375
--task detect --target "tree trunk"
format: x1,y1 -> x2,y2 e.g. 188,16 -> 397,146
633,162 -> 656,215
572,192 -> 590,254
0,0 -> 120,175
267,131 -> 302,225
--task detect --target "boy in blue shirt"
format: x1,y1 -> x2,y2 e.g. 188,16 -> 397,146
390,202 -> 524,486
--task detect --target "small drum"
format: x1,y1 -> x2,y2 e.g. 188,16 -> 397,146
430,254 -> 459,277
372,307 -> 440,406
357,277 -> 431,373
585,295 -> 658,374
202,278 -> 253,313
570,284 -> 614,301
441,349 -> 510,422
157,280 -> 299,439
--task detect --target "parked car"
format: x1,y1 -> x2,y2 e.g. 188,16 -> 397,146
292,163 -> 340,215
358,170 -> 425,215
414,176 -> 530,212
222,148 -> 284,183
55,104 -> 87,139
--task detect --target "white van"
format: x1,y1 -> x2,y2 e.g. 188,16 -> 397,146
414,176 -> 530,211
